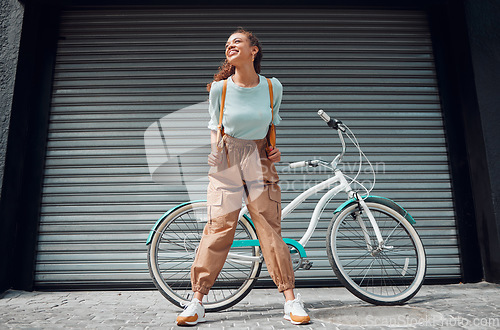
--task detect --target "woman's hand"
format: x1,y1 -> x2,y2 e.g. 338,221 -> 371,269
267,146 -> 281,163
208,151 -> 222,166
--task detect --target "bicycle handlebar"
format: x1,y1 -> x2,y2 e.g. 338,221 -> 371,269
289,110 -> 347,169
289,161 -> 308,169
318,110 -> 345,132
289,160 -> 328,169
289,110 -> 375,195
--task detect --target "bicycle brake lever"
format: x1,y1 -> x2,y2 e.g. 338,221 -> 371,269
309,160 -> 320,167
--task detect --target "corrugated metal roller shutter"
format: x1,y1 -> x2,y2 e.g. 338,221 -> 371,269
36,6 -> 461,288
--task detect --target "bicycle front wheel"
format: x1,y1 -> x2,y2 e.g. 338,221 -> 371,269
147,201 -> 262,312
327,202 -> 426,305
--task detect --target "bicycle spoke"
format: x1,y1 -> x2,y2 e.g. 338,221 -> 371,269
157,256 -> 194,271
379,252 -> 417,277
164,267 -> 192,283
338,250 -> 372,269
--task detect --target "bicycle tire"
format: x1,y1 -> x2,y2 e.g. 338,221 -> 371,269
147,201 -> 262,312
327,202 -> 426,305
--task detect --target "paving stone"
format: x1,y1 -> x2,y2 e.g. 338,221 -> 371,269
1,283 -> 499,329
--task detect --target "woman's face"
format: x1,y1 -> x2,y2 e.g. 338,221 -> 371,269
225,33 -> 258,66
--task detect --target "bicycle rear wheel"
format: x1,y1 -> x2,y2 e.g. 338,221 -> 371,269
147,201 -> 262,312
327,202 -> 426,305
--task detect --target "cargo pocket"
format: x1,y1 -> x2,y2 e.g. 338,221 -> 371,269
268,184 -> 281,203
207,189 -> 223,207
267,184 -> 282,222
207,190 -> 225,233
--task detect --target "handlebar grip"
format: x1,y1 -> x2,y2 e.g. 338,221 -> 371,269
318,109 -> 331,122
318,109 -> 344,131
289,161 -> 307,169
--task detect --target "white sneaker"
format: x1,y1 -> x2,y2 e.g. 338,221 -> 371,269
176,298 -> 206,326
284,293 -> 311,325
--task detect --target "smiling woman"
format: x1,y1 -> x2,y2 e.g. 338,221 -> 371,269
175,28 -> 311,326
207,28 -> 263,91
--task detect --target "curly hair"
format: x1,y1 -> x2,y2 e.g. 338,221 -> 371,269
206,28 -> 263,92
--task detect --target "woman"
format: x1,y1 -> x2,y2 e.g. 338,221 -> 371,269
176,28 -> 310,326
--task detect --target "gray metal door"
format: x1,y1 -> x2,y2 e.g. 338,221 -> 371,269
36,7 -> 460,288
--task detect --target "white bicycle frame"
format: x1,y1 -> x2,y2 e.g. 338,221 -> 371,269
228,111 -> 388,264
237,168 -> 383,250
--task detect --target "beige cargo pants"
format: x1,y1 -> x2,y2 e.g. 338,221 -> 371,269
191,134 -> 295,295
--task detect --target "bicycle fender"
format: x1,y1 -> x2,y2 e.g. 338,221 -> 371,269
146,200 -> 207,245
334,195 -> 416,225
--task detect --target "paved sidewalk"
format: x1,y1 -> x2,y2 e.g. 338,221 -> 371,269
1,282 -> 499,329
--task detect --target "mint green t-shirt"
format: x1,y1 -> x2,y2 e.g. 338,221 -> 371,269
207,75 -> 282,140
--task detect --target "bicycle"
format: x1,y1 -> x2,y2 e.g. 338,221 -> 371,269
146,110 -> 427,312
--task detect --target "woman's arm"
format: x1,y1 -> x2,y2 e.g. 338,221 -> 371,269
208,130 -> 221,166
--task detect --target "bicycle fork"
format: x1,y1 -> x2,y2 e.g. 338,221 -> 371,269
355,197 -> 393,256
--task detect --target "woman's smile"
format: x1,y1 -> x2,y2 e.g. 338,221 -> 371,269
227,48 -> 239,57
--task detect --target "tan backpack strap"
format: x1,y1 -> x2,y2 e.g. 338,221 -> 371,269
266,78 -> 276,148
216,80 -> 228,152
218,79 -> 228,130
266,78 -> 274,115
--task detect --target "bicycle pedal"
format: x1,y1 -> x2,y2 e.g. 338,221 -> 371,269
301,260 -> 313,270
